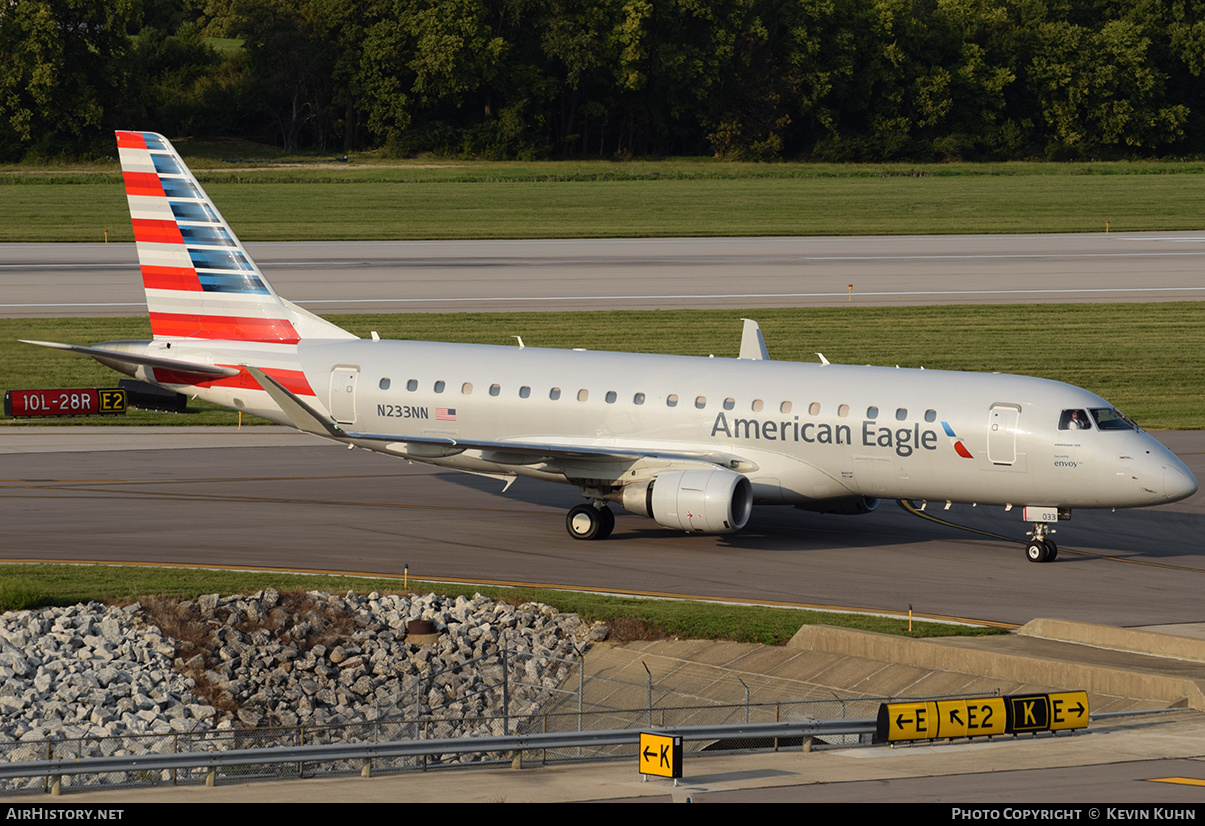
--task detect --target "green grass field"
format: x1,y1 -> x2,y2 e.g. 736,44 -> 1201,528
4,156 -> 1205,242
4,303 -> 1203,429
0,564 -> 1008,641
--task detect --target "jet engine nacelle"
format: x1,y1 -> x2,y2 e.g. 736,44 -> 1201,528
620,468 -> 753,533
794,496 -> 881,515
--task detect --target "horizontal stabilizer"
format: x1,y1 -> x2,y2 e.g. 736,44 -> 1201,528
21,340 -> 240,377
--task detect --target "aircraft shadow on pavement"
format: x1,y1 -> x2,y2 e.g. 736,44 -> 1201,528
438,469 -> 1205,561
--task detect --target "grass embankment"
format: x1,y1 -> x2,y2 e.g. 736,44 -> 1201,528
4,157 -> 1205,241
0,563 -> 1006,642
3,302 -> 1203,429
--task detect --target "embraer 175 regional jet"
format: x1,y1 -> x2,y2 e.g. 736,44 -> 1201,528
25,131 -> 1198,561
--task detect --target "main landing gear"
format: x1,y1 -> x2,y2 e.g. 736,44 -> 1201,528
566,502 -> 615,540
1025,522 -> 1058,563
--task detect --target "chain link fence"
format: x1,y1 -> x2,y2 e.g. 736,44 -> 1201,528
0,645 -> 987,794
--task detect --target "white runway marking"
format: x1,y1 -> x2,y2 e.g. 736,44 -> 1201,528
5,285 -> 1205,311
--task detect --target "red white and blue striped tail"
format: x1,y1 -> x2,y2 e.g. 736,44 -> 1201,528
115,131 -> 354,343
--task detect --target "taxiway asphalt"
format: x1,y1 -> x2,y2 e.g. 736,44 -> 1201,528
2,426 -> 1201,628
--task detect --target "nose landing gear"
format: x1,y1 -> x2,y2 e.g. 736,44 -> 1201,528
1020,506 -> 1067,563
1025,522 -> 1058,563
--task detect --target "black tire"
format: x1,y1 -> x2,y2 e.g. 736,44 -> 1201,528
1044,539 -> 1058,561
596,505 -> 615,539
1026,540 -> 1050,563
566,504 -> 603,540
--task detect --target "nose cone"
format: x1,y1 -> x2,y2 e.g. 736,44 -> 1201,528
1126,433 -> 1198,506
1165,459 -> 1198,503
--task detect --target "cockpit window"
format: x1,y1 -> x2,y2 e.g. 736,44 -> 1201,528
1059,409 -> 1092,430
1090,407 -> 1137,431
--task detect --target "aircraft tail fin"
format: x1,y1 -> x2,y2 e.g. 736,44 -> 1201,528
115,130 -> 354,343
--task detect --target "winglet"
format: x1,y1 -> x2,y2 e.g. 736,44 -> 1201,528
738,318 -> 770,360
244,365 -> 343,439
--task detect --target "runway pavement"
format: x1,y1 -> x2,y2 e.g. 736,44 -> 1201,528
4,232 -> 1205,316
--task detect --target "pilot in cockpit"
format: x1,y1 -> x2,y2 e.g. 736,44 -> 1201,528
1060,409 -> 1091,430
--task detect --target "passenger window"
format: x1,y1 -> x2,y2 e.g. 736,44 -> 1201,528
896,408 -> 907,421
379,378 -> 391,391
723,398 -> 735,410
1059,409 -> 1091,430
780,401 -> 792,414
550,387 -> 561,400
867,406 -> 879,419
634,392 -> 645,405
752,399 -> 764,412
837,404 -> 849,417
407,379 -> 418,392
810,402 -> 821,416
462,382 -> 473,395
667,394 -> 679,408
696,396 -> 707,409
519,386 -> 531,399
605,391 -> 617,403
578,389 -> 589,402
434,381 -> 446,393
489,384 -> 500,397
925,409 -> 937,423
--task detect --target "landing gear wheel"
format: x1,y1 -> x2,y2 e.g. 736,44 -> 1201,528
566,504 -> 611,540
1026,539 -> 1051,563
596,505 -> 615,539
1025,520 -> 1058,563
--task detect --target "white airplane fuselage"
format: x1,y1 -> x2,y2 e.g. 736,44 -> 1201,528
137,335 -> 1193,513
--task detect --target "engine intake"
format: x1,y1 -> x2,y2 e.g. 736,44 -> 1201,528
621,469 -> 753,534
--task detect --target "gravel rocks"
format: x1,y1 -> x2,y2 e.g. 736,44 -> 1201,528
0,601 -> 201,742
0,590 -> 601,743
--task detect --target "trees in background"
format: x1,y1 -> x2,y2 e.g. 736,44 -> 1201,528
4,0 -> 1205,161
0,0 -> 140,158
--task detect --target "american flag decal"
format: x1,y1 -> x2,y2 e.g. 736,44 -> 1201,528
436,408 -> 457,421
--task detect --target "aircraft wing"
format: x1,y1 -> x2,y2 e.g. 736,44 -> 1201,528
245,366 -> 748,470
